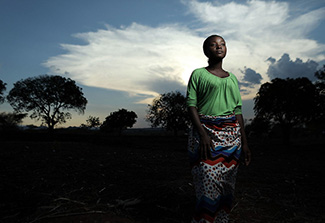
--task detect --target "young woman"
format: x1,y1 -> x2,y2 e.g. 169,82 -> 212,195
187,35 -> 251,223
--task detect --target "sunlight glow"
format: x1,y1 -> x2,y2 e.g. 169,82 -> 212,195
44,0 -> 325,104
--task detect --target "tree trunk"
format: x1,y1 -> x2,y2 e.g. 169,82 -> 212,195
281,123 -> 291,145
48,124 -> 54,131
173,128 -> 178,136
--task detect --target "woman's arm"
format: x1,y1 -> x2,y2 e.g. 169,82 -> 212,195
188,106 -> 214,160
236,114 -> 251,166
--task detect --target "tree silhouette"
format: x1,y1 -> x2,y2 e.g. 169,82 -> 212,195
0,112 -> 27,131
245,116 -> 271,140
7,75 -> 87,130
86,116 -> 101,128
315,65 -> 325,81
81,116 -> 101,129
312,65 -> 325,133
254,77 -> 316,142
100,108 -> 137,135
146,91 -> 190,136
0,80 -> 6,104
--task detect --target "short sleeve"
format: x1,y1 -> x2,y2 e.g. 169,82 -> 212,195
234,105 -> 242,115
186,71 -> 198,107
232,74 -> 242,115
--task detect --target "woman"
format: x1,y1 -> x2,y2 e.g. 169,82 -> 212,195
187,35 -> 251,223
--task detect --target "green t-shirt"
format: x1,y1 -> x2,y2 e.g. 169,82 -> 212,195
186,67 -> 242,116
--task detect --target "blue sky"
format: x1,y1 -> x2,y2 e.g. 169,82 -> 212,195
1,0 -> 324,128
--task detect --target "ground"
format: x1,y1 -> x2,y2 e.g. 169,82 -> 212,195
0,130 -> 324,223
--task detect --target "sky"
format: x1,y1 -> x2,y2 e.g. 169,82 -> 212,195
0,0 -> 324,128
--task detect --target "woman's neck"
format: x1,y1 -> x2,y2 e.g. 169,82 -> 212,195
206,59 -> 229,77
207,59 -> 223,71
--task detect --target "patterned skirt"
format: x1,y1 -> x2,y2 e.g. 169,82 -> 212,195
188,114 -> 242,223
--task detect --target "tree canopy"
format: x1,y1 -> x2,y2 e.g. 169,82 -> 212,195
7,75 -> 87,130
315,65 -> 325,81
313,65 -> 325,128
100,108 -> 137,134
146,91 -> 189,135
254,77 -> 317,141
86,116 -> 101,128
0,80 -> 6,104
81,116 -> 101,129
0,112 -> 27,131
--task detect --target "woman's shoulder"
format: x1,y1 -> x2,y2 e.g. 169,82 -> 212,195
228,72 -> 239,80
189,67 -> 207,80
227,72 -> 241,87
192,67 -> 207,74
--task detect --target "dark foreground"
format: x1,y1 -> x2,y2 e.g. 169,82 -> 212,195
0,131 -> 324,223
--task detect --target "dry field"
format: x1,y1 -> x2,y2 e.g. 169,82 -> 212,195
0,131 -> 324,223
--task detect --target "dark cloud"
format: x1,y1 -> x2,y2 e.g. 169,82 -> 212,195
242,67 -> 262,84
145,78 -> 186,95
239,87 -> 250,95
238,82 -> 252,89
266,53 -> 319,80
266,57 -> 276,64
239,67 -> 263,92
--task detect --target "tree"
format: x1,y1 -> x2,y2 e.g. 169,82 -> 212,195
146,91 -> 190,136
315,66 -> 325,118
0,80 -> 6,104
7,75 -> 87,130
100,108 -> 137,135
311,65 -> 325,133
245,116 -> 271,140
81,116 -> 101,129
254,77 -> 316,142
0,112 -> 27,131
315,65 -> 325,81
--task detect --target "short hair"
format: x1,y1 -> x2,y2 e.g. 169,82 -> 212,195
203,34 -> 224,57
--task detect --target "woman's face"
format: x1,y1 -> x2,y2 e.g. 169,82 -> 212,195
205,36 -> 227,59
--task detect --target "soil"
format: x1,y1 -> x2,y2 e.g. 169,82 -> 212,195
0,131 -> 324,223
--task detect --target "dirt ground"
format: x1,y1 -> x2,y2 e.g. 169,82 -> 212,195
0,131 -> 324,223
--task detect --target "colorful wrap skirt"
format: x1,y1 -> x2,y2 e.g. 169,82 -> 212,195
188,114 -> 242,223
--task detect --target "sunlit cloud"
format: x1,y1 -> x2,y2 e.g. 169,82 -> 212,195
45,23 -> 206,104
185,0 -> 325,98
44,0 -> 325,102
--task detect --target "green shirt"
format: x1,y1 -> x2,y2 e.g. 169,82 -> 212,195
186,67 -> 242,116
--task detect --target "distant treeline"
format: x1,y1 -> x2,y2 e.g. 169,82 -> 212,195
1,66 -> 325,140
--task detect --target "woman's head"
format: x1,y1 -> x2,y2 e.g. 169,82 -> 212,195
203,35 -> 227,60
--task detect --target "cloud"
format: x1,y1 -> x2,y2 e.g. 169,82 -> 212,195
239,67 -> 263,93
242,67 -> 263,85
185,0 -> 325,72
45,23 -> 206,104
44,0 -> 325,102
266,53 -> 319,80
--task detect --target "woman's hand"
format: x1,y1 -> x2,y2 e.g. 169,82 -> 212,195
235,114 -> 251,166
242,144 -> 251,166
200,133 -> 214,160
187,106 -> 215,160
